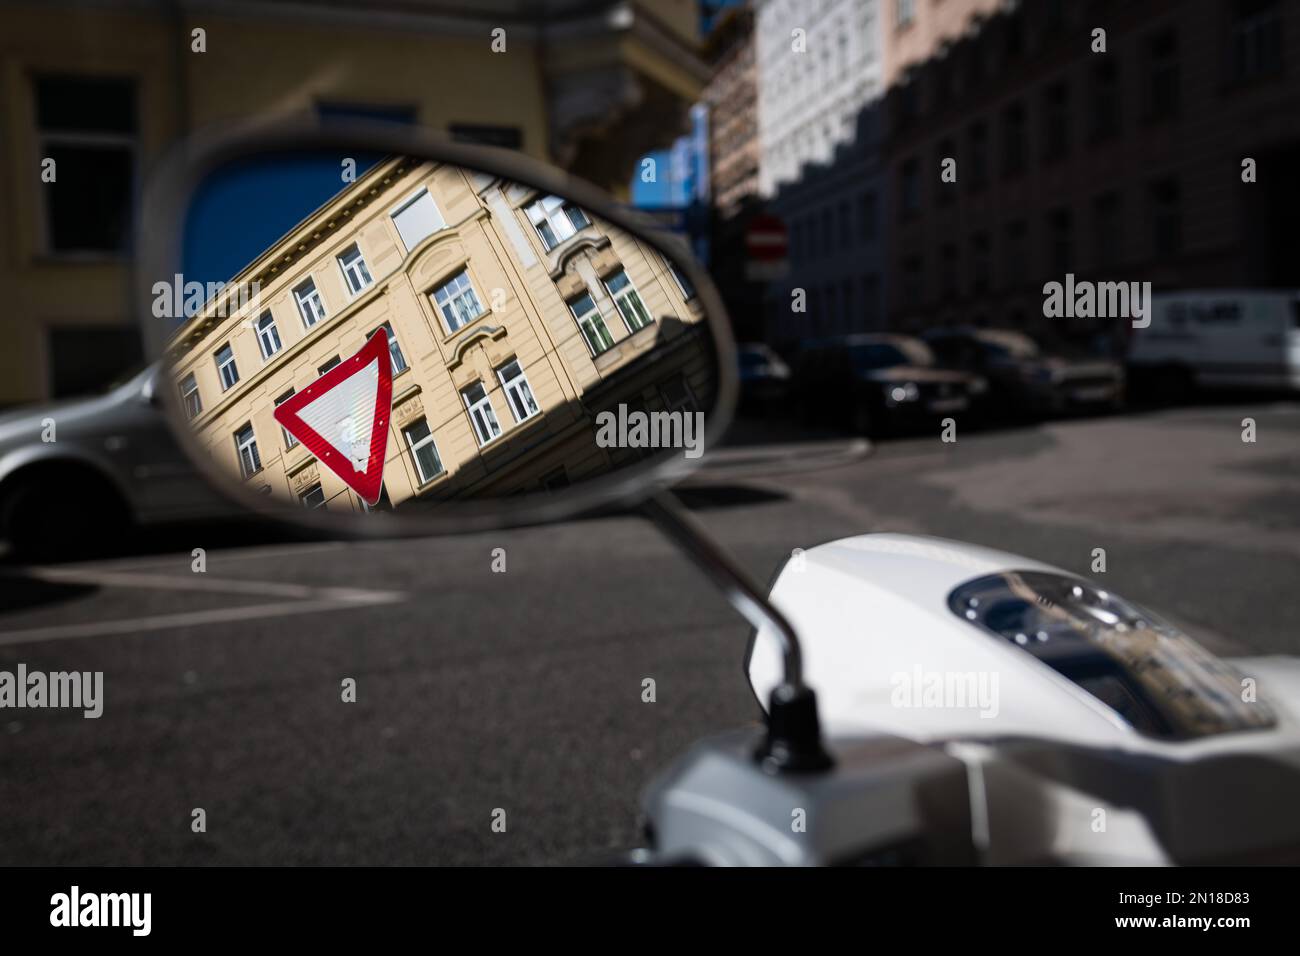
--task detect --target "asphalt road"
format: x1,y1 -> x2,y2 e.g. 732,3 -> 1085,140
1,401 -> 1298,865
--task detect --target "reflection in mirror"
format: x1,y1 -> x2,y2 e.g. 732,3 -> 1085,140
159,152 -> 719,514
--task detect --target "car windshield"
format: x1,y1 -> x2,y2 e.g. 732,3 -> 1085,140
849,339 -> 934,371
975,330 -> 1039,359
738,348 -> 771,369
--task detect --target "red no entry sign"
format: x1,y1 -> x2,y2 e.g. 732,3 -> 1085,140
744,213 -> 789,263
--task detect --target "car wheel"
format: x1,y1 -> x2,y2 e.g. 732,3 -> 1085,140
2,469 -> 130,562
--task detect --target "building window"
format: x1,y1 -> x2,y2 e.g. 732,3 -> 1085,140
255,312 -> 281,359
299,483 -> 326,509
902,256 -> 924,308
294,279 -> 327,328
1089,60 -> 1121,141
275,390 -> 299,448
403,419 -> 444,484
967,122 -> 988,189
1149,178 -> 1182,256
971,232 -> 991,294
338,244 -> 373,295
376,322 -> 407,373
234,424 -> 261,479
1048,208 -> 1073,276
179,373 -> 202,420
1002,101 -> 1027,177
1042,81 -> 1070,162
34,74 -> 136,254
1004,220 -> 1028,288
862,274 -> 881,326
1005,9 -> 1025,58
569,292 -> 615,355
462,382 -> 502,446
497,359 -> 539,423
215,344 -> 239,391
934,140 -> 956,206
526,195 -> 590,250
1231,0 -> 1283,82
861,10 -> 878,59
900,158 -> 920,218
1145,29 -> 1180,121
837,200 -> 851,245
1093,192 -> 1123,269
604,269 -> 653,333
432,269 -> 485,333
859,192 -> 878,240
49,327 -> 142,399
821,207 -> 833,251
896,0 -> 915,29
318,356 -> 340,376
390,188 -> 445,252
1043,0 -> 1067,31
940,243 -> 959,299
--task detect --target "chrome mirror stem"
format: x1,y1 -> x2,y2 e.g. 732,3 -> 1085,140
641,490 -> 832,773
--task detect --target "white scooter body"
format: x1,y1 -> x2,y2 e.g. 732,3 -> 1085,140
640,534 -> 1300,865
746,534 -> 1300,759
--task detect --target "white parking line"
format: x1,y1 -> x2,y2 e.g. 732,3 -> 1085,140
26,567 -> 342,599
695,438 -> 872,481
49,540 -> 349,573
0,567 -> 405,646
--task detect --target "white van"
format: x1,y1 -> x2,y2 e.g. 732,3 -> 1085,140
1128,290 -> 1300,392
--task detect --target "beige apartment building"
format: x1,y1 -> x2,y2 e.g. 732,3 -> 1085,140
0,0 -> 707,408
165,156 -> 710,511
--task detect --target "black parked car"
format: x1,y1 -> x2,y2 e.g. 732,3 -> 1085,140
922,328 -> 1124,419
736,342 -> 792,414
791,334 -> 987,437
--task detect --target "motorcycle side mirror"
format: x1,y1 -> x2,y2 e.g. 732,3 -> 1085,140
139,370 -> 159,407
138,119 -> 828,774
138,120 -> 734,528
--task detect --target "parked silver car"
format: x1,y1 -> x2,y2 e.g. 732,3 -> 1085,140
0,366 -> 231,559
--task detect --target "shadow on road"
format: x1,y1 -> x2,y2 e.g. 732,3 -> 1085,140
0,572 -> 99,613
0,516 -> 337,569
672,484 -> 788,510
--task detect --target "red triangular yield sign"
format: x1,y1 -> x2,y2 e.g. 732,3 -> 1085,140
273,328 -> 394,506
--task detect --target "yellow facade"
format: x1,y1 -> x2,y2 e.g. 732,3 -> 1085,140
0,0 -> 706,407
165,157 -> 711,510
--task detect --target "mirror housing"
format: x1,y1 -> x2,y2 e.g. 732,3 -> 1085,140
139,369 -> 159,406
138,118 -> 736,534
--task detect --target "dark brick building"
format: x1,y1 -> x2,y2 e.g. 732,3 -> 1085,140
881,0 -> 1298,343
